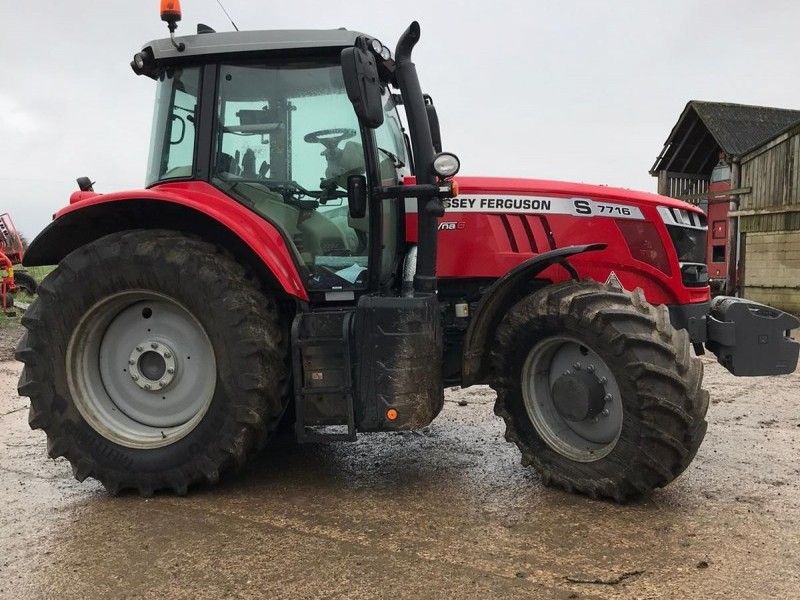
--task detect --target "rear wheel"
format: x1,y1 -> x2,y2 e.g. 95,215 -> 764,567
15,230 -> 289,495
491,280 -> 708,502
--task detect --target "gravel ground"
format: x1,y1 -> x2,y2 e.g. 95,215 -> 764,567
1,322 -> 799,599
0,322 -> 23,362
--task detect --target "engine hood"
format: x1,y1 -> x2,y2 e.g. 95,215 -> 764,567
454,176 -> 703,214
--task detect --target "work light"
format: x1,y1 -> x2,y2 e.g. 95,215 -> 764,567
432,152 -> 461,178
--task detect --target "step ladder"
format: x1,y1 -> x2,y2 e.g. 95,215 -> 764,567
291,310 -> 357,443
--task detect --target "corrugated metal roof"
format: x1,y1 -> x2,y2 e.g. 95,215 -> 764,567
650,101 -> 800,175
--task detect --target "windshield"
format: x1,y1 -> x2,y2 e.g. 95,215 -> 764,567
146,67 -> 200,185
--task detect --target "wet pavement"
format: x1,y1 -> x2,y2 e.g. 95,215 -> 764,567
1,354 -> 799,599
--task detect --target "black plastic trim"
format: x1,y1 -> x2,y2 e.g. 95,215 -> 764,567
194,63 -> 218,182
667,301 -> 710,343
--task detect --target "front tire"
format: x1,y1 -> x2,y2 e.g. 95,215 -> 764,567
491,280 -> 708,502
15,230 -> 289,495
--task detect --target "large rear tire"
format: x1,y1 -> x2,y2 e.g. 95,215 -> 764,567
491,280 -> 708,502
15,230 -> 289,495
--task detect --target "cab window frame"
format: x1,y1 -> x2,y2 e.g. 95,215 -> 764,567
144,54 -> 404,300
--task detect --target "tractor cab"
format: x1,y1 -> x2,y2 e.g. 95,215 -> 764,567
144,54 -> 413,297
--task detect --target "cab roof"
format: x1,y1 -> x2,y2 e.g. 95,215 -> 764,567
144,28 -> 365,63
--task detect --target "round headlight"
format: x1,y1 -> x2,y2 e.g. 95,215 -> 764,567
370,39 -> 383,55
134,53 -> 146,70
432,152 -> 461,178
380,46 -> 392,61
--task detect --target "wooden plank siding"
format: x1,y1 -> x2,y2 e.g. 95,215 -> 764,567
738,124 -> 800,215
737,124 -> 800,313
657,171 -> 709,203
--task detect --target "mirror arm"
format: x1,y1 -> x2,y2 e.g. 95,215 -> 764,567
373,183 -> 454,204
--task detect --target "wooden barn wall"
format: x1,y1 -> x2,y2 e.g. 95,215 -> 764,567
738,127 -> 800,313
739,129 -> 800,216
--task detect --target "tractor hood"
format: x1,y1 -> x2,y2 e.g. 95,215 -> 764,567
453,176 -> 703,214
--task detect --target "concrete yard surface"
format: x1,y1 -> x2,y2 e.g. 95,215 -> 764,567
1,343 -> 799,599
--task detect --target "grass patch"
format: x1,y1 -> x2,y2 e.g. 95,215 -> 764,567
1,265 -> 55,324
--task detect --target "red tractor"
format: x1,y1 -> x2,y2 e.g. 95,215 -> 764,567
16,5 -> 799,501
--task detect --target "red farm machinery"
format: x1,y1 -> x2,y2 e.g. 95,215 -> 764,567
15,2 -> 799,501
1,213 -> 37,311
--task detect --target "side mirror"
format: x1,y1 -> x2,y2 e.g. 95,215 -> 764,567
347,174 -> 367,219
341,43 -> 384,128
424,95 -> 442,153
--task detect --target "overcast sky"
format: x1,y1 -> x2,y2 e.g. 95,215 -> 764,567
2,0 -> 800,239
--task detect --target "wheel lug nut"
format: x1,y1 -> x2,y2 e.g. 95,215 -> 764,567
158,381 -> 165,388
128,359 -> 135,365
563,371 -> 571,377
604,393 -> 613,402
164,351 -> 172,359
167,368 -> 175,374
602,408 -> 610,416
600,377 -> 608,384
132,374 -> 139,381
144,384 -> 151,390
136,345 -> 143,352
573,362 -> 582,370
587,364 -> 595,373
150,342 -> 158,350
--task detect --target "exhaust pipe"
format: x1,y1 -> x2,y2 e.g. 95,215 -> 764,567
394,22 -> 442,295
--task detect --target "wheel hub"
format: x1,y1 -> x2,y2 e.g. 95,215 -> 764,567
67,291 -> 217,449
128,340 -> 177,390
521,336 -> 623,462
551,369 -> 607,422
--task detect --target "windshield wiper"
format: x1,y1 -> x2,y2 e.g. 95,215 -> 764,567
378,147 -> 405,169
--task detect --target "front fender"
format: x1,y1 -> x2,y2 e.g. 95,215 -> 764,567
25,181 -> 309,301
461,243 -> 606,386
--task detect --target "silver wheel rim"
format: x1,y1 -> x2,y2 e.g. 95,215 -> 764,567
67,291 -> 216,449
521,336 -> 623,462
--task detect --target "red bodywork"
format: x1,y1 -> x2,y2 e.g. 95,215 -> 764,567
407,177 -> 710,307
57,176 -> 710,308
59,181 -> 309,300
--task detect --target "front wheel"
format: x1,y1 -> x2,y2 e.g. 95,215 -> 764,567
15,230 -> 289,495
491,280 -> 709,502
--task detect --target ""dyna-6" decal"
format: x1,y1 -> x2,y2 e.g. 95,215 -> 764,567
405,195 -> 644,220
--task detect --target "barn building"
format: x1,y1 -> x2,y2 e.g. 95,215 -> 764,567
650,101 -> 800,313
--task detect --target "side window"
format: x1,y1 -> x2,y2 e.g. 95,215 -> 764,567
372,92 -> 408,280
146,67 -> 200,184
163,87 -> 198,177
374,95 -> 410,185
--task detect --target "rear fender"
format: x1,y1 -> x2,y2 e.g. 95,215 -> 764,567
25,185 -> 308,300
461,243 -> 606,386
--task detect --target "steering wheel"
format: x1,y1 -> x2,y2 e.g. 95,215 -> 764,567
303,128 -> 357,151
